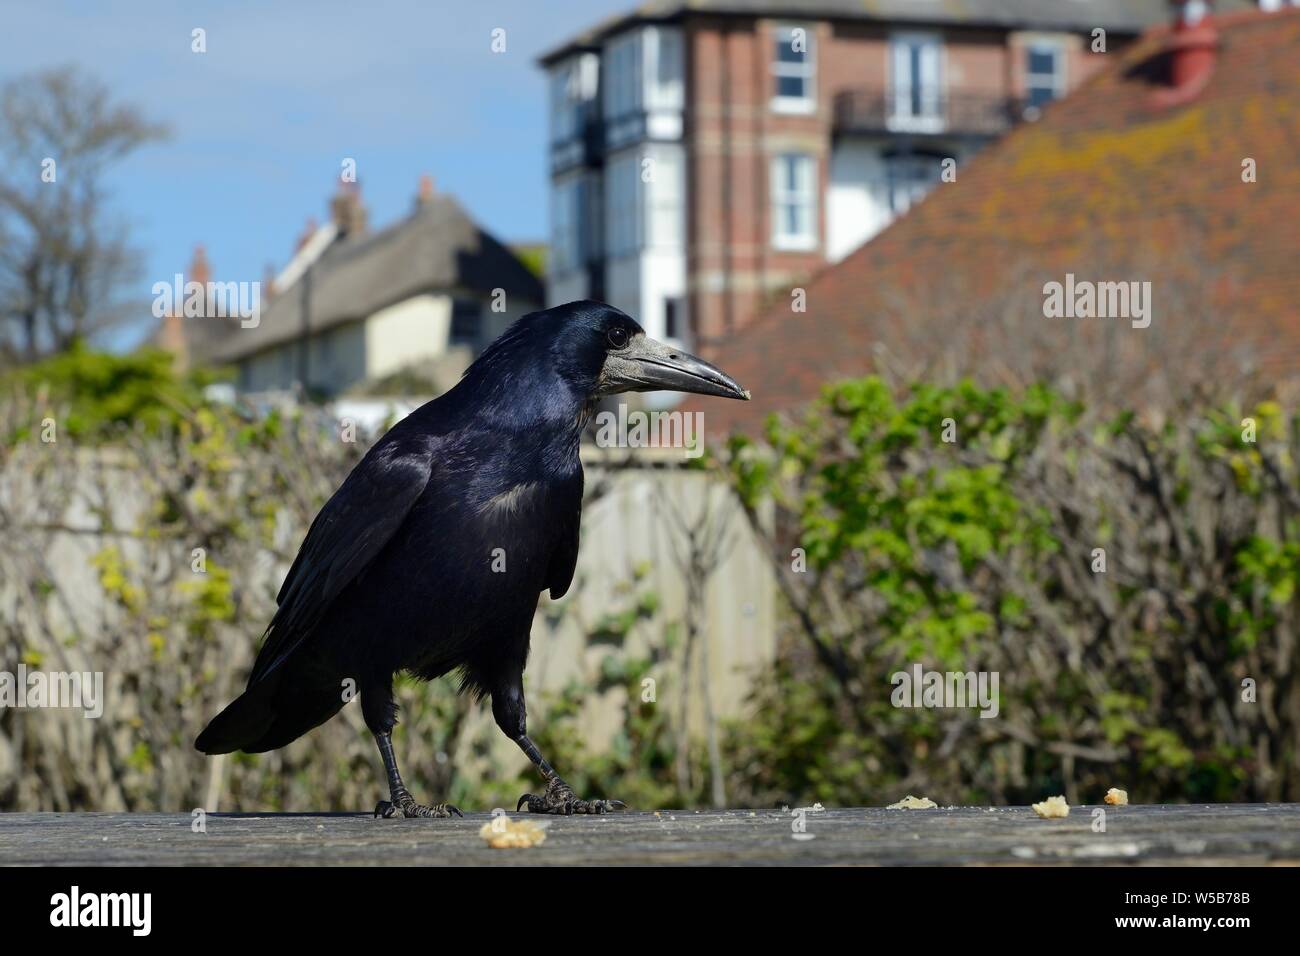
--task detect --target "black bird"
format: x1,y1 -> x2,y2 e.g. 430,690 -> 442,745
196,301 -> 750,816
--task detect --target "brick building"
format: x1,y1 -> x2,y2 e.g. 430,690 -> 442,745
539,0 -> 1221,355
680,1 -> 1300,436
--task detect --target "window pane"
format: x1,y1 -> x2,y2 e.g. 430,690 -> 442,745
772,153 -> 815,246
779,159 -> 792,193
1028,49 -> 1057,75
664,298 -> 680,339
1027,85 -> 1055,109
451,300 -> 480,345
777,37 -> 805,64
796,157 -> 813,193
777,74 -> 805,98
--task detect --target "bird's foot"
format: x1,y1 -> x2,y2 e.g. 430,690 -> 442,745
374,787 -> 463,819
517,777 -> 626,815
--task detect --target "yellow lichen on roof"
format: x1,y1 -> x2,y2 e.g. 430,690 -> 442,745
1009,106 -> 1208,181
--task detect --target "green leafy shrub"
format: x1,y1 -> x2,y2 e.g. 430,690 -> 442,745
721,378 -> 1299,806
2,341 -> 224,442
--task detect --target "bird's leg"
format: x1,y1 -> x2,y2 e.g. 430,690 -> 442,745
492,671 -> 624,814
512,733 -> 626,815
371,732 -> 462,819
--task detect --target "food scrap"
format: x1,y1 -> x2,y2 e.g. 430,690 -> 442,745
887,795 -> 938,810
478,816 -> 548,848
1104,788 -> 1129,806
1031,796 -> 1070,818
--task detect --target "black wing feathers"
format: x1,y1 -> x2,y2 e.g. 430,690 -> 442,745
248,441 -> 432,684
545,470 -> 583,600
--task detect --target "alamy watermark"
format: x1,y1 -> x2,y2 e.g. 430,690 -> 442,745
50,886 -> 150,936
890,663 -> 999,719
594,404 -> 704,459
151,274 -> 261,328
0,665 -> 104,718
1042,273 -> 1151,329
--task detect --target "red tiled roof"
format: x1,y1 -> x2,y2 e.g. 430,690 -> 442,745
693,7 -> 1300,437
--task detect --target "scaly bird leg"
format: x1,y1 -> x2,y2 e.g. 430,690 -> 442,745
513,733 -> 625,815
372,732 -> 462,819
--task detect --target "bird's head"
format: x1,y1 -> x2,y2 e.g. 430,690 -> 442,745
548,300 -> 751,402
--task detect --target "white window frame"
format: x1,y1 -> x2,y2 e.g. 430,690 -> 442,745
645,26 -> 684,111
1024,40 -> 1066,113
771,23 -> 816,114
770,153 -> 818,251
888,32 -> 944,133
644,145 -> 684,250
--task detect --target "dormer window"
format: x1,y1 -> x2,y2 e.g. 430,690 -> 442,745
772,24 -> 815,113
1025,41 -> 1066,112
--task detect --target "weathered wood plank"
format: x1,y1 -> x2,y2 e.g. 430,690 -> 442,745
1,805 -> 1296,866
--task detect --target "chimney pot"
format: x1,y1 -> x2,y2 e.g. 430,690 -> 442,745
1176,0 -> 1210,26
1154,1 -> 1218,107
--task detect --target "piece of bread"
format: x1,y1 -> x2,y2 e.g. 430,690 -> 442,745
1031,795 -> 1070,818
479,815 -> 549,848
887,795 -> 938,809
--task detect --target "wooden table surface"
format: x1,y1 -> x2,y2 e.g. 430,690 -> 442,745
2,804 -> 1298,866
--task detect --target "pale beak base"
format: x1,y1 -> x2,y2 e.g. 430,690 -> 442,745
599,335 -> 750,401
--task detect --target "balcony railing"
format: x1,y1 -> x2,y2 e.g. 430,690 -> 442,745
833,89 -> 1035,138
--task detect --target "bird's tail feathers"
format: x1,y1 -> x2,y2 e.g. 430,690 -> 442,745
194,672 -> 281,755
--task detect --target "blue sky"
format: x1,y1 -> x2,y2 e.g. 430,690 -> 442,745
0,0 -> 619,347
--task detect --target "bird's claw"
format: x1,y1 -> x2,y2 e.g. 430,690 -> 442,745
517,779 -> 626,815
374,790 -> 462,819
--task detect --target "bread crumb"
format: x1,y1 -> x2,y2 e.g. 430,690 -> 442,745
1032,796 -> 1070,818
479,816 -> 548,848
1104,788 -> 1129,806
887,795 -> 938,810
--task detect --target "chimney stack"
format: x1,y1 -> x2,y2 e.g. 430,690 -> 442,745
189,244 -> 211,287
330,180 -> 368,238
416,173 -> 435,208
158,243 -> 209,371
1155,1 -> 1219,106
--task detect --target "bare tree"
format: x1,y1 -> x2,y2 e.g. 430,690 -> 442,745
0,68 -> 166,363
654,480 -> 737,807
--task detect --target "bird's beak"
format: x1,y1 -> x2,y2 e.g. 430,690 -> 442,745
601,335 -> 751,401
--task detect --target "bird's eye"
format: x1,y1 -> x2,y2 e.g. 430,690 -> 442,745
606,327 -> 630,350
